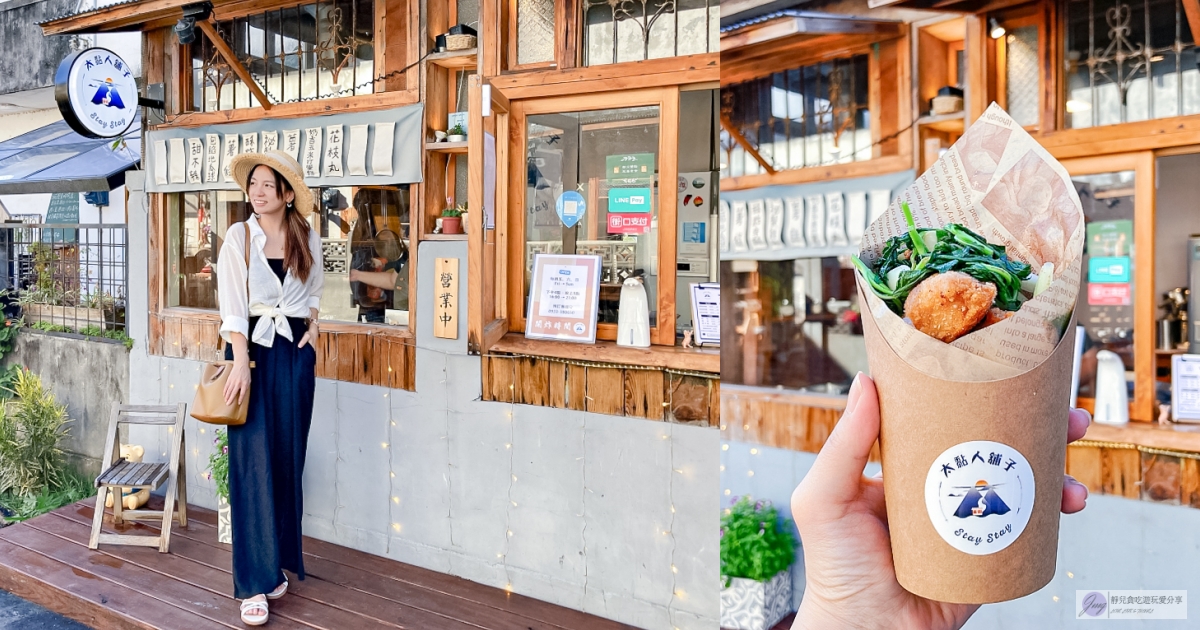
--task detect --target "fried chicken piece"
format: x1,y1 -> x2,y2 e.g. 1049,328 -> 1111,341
977,307 -> 1016,330
903,271 -> 997,343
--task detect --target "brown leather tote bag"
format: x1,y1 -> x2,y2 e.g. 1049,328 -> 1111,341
191,223 -> 256,425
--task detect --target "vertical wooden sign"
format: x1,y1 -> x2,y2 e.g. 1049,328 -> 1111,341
434,258 -> 459,339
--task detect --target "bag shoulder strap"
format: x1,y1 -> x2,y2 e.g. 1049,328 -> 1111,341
243,221 -> 251,291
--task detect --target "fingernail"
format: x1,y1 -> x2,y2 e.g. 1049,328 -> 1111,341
845,373 -> 864,415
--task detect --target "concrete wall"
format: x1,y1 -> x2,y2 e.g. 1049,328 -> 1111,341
0,0 -> 75,96
722,440 -> 1200,626
122,173 -> 719,629
2,331 -> 129,477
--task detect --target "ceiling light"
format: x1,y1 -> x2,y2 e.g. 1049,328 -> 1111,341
989,18 -> 1006,40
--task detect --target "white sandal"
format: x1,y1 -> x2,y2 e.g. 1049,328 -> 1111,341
267,573 -> 288,600
240,599 -> 268,626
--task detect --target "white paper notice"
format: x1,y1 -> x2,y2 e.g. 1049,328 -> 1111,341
241,132 -> 258,154
324,125 -> 344,177
719,200 -> 730,253
153,140 -> 168,186
846,191 -> 868,246
372,122 -> 395,176
282,130 -> 301,161
731,201 -> 748,252
302,128 -> 321,178
260,130 -> 278,153
537,265 -> 589,318
784,197 -> 806,247
765,198 -> 785,250
168,138 -> 186,184
690,282 -> 721,345
186,138 -> 203,184
805,194 -> 827,247
825,192 -> 848,246
1172,355 -> 1200,421
204,134 -> 220,183
347,124 -> 369,176
222,135 -> 239,182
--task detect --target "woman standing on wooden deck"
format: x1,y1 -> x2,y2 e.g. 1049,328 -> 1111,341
217,150 -> 324,626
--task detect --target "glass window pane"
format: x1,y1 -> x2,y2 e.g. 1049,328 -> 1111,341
582,0 -> 716,67
1005,25 -> 1040,127
1063,0 -> 1197,129
317,186 -> 411,326
524,106 -> 661,328
1070,170 -> 1136,402
516,0 -> 555,66
719,257 -> 865,391
168,191 -> 250,309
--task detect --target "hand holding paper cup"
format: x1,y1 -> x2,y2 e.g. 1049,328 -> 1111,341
854,104 -> 1084,604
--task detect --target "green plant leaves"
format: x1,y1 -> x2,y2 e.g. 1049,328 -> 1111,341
720,496 -> 797,584
0,368 -> 72,498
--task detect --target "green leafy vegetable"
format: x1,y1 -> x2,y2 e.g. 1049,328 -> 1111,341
853,202 -> 1033,315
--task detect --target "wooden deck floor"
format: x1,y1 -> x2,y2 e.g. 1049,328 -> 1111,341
0,499 -> 634,630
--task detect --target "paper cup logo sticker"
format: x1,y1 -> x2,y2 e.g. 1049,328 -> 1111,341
924,440 -> 1035,556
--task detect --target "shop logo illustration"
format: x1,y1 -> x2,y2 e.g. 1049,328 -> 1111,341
89,78 -> 127,109
924,440 -> 1036,555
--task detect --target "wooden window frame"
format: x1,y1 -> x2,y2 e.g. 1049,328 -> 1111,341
1060,151 -> 1156,423
503,86 -> 680,348
167,0 -> 421,128
151,187 -> 418,378
721,36 -> 913,192
987,5 -> 1045,133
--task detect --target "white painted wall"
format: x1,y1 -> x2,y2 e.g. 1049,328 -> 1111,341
122,172 -> 719,629
722,440 -> 1200,626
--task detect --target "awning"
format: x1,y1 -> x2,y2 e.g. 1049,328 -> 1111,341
0,116 -> 141,194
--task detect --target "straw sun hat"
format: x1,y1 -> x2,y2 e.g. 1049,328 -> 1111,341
229,150 -> 315,218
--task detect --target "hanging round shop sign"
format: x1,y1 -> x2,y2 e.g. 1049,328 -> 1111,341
55,48 -> 139,139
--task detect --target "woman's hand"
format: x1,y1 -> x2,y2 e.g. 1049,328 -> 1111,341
223,353 -> 251,406
298,321 -> 318,349
791,373 -> 1090,630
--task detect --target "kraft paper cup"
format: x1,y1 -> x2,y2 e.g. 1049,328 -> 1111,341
859,283 -> 1078,604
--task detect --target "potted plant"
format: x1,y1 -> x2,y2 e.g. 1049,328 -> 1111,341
720,496 -> 797,630
441,206 -> 463,234
447,123 -> 466,143
205,429 -> 232,544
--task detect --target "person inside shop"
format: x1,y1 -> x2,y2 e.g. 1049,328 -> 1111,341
789,373 -> 1092,629
217,149 -> 323,627
326,188 -> 408,323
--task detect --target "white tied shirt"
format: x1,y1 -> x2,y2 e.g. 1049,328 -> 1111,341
218,214 -> 324,347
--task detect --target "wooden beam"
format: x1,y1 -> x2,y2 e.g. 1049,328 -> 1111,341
1185,0 -> 1200,48
722,15 -> 904,51
720,153 -> 912,192
719,114 -> 775,174
195,19 -> 272,110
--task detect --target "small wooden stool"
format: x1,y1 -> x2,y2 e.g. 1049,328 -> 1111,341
89,403 -> 188,553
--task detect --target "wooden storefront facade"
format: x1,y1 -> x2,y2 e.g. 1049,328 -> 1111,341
721,0 -> 1200,510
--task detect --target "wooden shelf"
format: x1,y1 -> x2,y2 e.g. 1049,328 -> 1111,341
1082,420 -> 1200,454
423,233 -> 468,241
490,332 -> 720,374
427,48 -> 478,70
426,141 -> 469,154
918,112 -> 965,133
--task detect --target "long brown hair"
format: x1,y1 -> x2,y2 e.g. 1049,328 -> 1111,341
248,165 -> 313,282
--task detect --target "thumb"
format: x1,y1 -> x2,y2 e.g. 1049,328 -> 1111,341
802,373 -> 881,505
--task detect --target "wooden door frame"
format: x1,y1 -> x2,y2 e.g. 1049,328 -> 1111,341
1060,150 -> 1156,422
505,86 -> 681,346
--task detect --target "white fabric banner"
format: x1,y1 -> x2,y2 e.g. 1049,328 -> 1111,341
241,132 -> 258,154
302,128 -> 321,177
765,198 -> 784,250
347,124 -> 369,176
260,130 -> 278,153
846,191 -> 868,247
784,197 -> 806,247
805,194 -> 827,247
371,121 -> 395,176
719,200 -> 730,254
282,130 -> 301,161
747,199 -> 767,251
825,192 -> 848,247
153,140 -> 168,186
168,138 -> 185,184
222,135 -> 239,182
730,200 -> 748,252
204,133 -> 220,183
324,125 -> 344,177
186,138 -> 203,184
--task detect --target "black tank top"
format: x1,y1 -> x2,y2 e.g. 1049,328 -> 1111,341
266,257 -> 287,283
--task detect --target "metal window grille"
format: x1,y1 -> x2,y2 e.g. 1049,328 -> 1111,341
582,0 -> 717,66
2,223 -> 127,333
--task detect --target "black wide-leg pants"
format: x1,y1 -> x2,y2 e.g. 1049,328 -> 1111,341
224,316 -> 316,599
